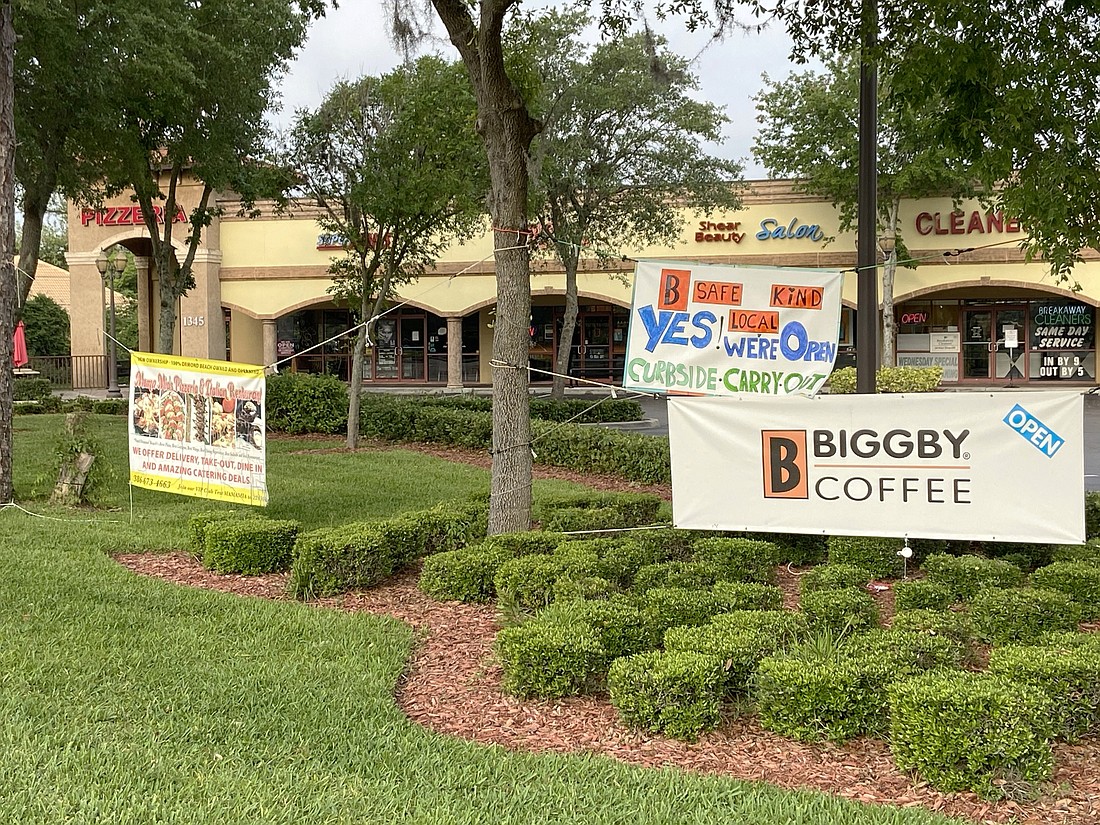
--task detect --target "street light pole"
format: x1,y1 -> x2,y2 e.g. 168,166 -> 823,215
856,0 -> 880,394
96,248 -> 126,398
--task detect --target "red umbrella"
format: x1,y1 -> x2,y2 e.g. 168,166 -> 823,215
12,321 -> 28,368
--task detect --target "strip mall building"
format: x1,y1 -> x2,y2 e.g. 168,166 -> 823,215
65,179 -> 1100,389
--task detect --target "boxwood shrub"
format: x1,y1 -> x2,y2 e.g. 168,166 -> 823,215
921,553 -> 1024,601
799,563 -> 873,595
496,621 -> 606,698
187,510 -> 238,555
709,609 -> 809,642
1030,561 -> 1100,620
552,575 -> 616,602
599,538 -> 673,587
892,579 -> 955,612
828,365 -> 943,394
632,560 -> 718,593
664,623 -> 792,694
640,587 -> 722,642
888,671 -> 1054,797
543,506 -> 631,534
529,420 -> 671,485
744,532 -> 827,567
799,587 -> 879,635
203,519 -> 299,575
1051,542 -> 1100,564
968,587 -> 1080,644
484,531 -> 567,557
265,372 -> 348,434
608,650 -> 725,741
495,555 -> 568,613
418,544 -> 514,603
989,642 -> 1100,740
538,599 -> 650,661
827,535 -> 903,579
691,537 -> 778,584
536,492 -> 661,528
889,608 -> 975,648
712,581 -> 784,612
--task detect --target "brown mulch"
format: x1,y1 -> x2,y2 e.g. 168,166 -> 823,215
112,442 -> 1100,825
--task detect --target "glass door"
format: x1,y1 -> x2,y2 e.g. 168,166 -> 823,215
399,316 -> 426,380
963,307 -> 1028,380
962,310 -> 992,379
993,308 -> 1026,381
577,314 -> 612,379
374,318 -> 398,379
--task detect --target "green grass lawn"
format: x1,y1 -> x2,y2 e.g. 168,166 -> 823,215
0,414 -> 962,824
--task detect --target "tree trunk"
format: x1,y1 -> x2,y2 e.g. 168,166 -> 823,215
551,253 -> 580,401
157,271 -> 178,354
880,198 -> 900,366
0,0 -> 16,504
16,178 -> 53,311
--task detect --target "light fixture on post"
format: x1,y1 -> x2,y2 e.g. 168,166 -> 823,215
878,234 -> 897,260
95,247 -> 127,398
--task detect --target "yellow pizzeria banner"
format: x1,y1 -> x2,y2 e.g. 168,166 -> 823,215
127,352 -> 268,506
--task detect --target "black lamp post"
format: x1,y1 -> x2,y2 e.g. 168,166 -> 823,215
856,0 -> 880,394
95,248 -> 126,398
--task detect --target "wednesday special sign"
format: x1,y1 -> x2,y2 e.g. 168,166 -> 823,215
624,260 -> 843,397
128,352 -> 268,506
669,392 -> 1084,543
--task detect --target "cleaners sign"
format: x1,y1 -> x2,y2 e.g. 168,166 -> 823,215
624,260 -> 842,396
668,392 -> 1084,543
128,352 -> 268,506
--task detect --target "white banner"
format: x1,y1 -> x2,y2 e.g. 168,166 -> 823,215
128,352 -> 268,507
669,392 -> 1084,543
624,260 -> 843,397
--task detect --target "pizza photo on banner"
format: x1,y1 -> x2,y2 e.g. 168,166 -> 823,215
623,260 -> 844,397
128,352 -> 268,506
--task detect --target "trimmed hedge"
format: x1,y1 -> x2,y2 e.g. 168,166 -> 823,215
691,537 -> 779,584
187,510 -> 237,555
536,492 -> 661,528
828,365 -> 944,394
203,519 -> 300,575
889,671 -> 1054,797
921,553 -> 1024,601
542,506 -> 631,534
827,536 -> 903,579
712,581 -> 784,612
989,642 -> 1100,740
538,599 -> 650,661
495,554 -> 568,613
709,609 -> 809,641
599,538 -> 673,587
892,579 -> 954,612
608,650 -> 725,740
799,587 -> 879,635
968,587 -> 1080,644
1030,561 -> 1100,620
266,372 -> 349,434
799,563 -> 873,595
889,608 -> 975,648
632,560 -> 718,593
496,620 -> 606,698
639,587 -> 722,642
418,544 -> 514,603
664,623 -> 793,694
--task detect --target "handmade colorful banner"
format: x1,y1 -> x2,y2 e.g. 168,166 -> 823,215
668,391 -> 1084,543
624,260 -> 843,397
128,352 -> 268,506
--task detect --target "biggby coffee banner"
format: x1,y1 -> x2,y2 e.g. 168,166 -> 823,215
624,260 -> 843,397
669,392 -> 1084,543
128,352 -> 268,506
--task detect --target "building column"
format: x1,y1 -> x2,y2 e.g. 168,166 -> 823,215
262,319 -> 277,373
134,257 -> 150,352
446,315 -> 464,388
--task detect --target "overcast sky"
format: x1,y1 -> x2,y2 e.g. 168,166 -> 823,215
271,4 -> 812,179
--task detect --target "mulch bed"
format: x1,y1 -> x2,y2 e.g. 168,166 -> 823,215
113,442 -> 1100,825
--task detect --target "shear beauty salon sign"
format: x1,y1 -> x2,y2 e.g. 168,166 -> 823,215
128,353 -> 268,506
624,260 -> 843,397
669,392 -> 1084,543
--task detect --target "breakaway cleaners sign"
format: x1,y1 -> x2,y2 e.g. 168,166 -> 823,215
128,352 -> 268,506
624,260 -> 842,397
668,392 -> 1084,543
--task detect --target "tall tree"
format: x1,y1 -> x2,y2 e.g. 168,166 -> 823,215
393,0 -> 542,535
102,0 -> 325,353
285,57 -> 486,448
520,11 -> 743,398
0,0 -> 14,504
753,54 -> 975,364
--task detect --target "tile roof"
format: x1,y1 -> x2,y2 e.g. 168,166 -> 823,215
17,258 -> 71,311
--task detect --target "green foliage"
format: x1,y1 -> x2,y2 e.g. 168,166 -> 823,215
763,532 -> 829,566
418,545 -> 514,603
921,553 -> 1025,601
1087,493 -> 1100,539
538,599 -> 650,661
608,650 -> 725,741
843,628 -> 965,672
892,580 -> 955,612
989,643 -> 1100,740
799,587 -> 879,635
13,376 -> 53,402
358,400 -> 495,449
289,502 -> 486,599
186,510 -> 238,555
202,519 -> 299,575
485,531 -> 567,556
889,609 -> 975,648
529,420 -> 672,485
20,294 -> 70,356
495,554 -> 569,613
712,581 -> 784,612
536,491 -> 662,527
496,621 -> 606,698
1030,562 -> 1100,620
640,587 -> 722,642
968,587 -> 1079,644
1052,541 -> 1100,564
633,560 -> 718,593
664,623 -> 790,694
889,672 -> 1054,798
48,411 -> 115,505
827,535 -> 903,579
551,575 -> 616,602
543,506 -> 629,533
599,538 -> 673,586
691,537 -> 778,584
827,367 -> 944,393
799,563 -> 873,594
265,373 -> 349,434
709,609 -> 810,641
